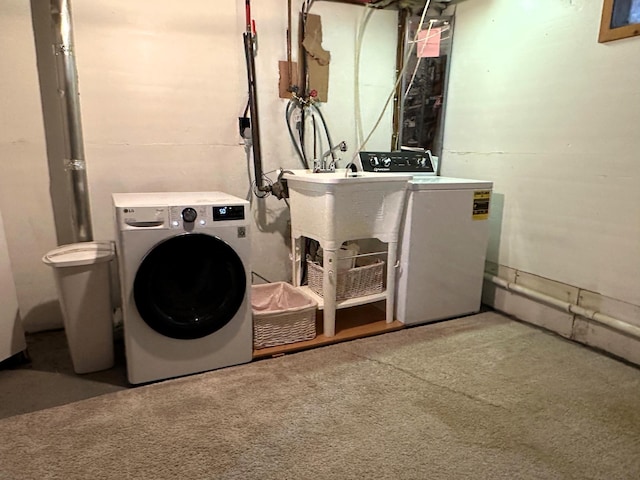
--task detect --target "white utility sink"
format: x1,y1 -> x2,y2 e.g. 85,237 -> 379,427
284,168 -> 411,337
283,168 -> 410,185
284,169 -> 411,250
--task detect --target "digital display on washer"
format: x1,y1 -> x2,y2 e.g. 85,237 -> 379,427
213,205 -> 245,221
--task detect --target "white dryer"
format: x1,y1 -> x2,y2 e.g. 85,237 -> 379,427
359,151 -> 493,326
396,176 -> 493,325
113,192 -> 252,385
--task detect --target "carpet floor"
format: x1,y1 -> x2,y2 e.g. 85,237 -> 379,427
1,311 -> 639,479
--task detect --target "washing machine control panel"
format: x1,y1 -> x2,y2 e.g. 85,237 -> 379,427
168,204 -> 246,229
170,206 -> 207,228
212,205 -> 245,221
181,207 -> 198,223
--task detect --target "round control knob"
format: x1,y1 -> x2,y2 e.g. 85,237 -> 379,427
181,207 -> 197,223
369,156 -> 380,167
382,156 -> 392,168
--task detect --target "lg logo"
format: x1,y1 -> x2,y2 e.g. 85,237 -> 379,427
123,208 -> 135,213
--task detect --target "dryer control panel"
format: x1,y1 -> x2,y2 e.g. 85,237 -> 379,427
359,150 -> 436,174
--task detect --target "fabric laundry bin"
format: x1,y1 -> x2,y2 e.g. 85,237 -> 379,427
251,282 -> 317,349
42,241 -> 116,374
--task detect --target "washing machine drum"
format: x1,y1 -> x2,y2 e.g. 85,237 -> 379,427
134,233 -> 247,340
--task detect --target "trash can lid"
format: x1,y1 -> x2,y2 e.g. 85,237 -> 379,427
42,241 -> 115,267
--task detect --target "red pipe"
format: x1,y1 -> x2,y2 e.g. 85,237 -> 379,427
245,0 -> 252,33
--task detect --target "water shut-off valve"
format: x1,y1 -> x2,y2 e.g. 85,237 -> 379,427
271,170 -> 290,200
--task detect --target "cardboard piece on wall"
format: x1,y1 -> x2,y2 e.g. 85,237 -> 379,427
278,60 -> 299,99
301,13 -> 330,102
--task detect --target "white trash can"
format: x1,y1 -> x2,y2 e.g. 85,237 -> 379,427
42,241 -> 116,374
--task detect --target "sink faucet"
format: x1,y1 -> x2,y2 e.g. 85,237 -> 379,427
315,141 -> 347,173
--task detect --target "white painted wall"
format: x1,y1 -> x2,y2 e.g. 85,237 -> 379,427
0,2 -> 62,332
0,1 -> 397,331
0,210 -> 26,361
443,0 -> 640,307
3,0 -> 637,354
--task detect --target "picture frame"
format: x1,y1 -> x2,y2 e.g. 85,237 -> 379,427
599,0 -> 640,43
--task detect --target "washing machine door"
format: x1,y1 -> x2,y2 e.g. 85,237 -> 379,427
133,233 -> 247,340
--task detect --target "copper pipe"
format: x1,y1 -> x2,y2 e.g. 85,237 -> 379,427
287,0 -> 293,90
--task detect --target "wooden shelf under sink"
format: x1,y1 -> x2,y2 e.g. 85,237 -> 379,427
252,303 -> 404,359
297,285 -> 388,310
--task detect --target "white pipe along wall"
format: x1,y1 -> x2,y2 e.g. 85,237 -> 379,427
485,273 -> 640,341
0,1 -> 60,332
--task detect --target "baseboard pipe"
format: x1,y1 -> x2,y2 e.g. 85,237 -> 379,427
484,273 -> 640,341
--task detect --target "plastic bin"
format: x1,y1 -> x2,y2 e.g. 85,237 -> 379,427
251,282 -> 317,349
42,241 -> 115,374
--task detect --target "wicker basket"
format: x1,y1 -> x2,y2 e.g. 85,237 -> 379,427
251,282 -> 317,349
307,259 -> 384,301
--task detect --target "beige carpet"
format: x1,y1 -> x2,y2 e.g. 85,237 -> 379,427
1,312 -> 639,480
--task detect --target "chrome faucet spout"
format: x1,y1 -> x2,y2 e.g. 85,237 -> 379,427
322,141 -> 347,160
315,141 -> 347,173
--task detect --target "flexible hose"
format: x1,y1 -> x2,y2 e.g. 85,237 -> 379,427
299,106 -> 308,165
284,100 -> 308,168
311,109 -> 324,168
312,111 -> 318,162
285,100 -> 308,168
310,102 -> 336,162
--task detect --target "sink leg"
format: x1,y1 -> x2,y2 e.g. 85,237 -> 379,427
386,242 -> 397,324
323,248 -> 338,337
291,235 -> 301,286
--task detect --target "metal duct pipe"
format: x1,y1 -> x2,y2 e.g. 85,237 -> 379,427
51,0 -> 93,242
485,273 -> 640,341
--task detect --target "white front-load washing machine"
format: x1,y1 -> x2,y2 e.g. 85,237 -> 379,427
113,192 -> 252,385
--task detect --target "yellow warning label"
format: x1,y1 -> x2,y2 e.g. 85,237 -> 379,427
473,190 -> 491,220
